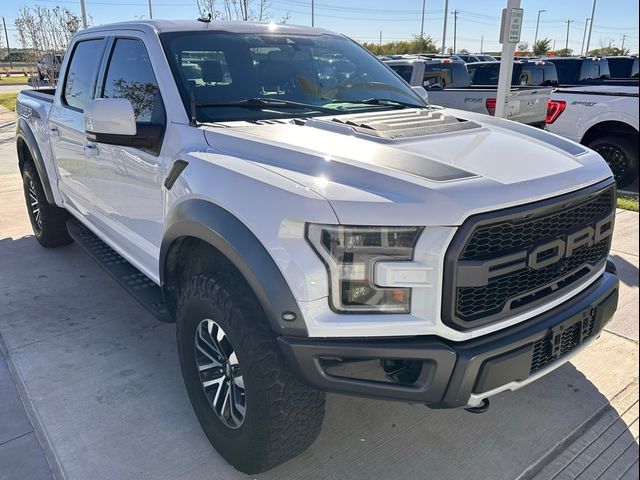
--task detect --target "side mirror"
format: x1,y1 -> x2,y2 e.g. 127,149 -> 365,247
85,98 -> 137,137
84,98 -> 163,154
411,85 -> 430,104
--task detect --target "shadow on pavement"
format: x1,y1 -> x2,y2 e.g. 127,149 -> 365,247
611,253 -> 640,288
0,233 -> 637,480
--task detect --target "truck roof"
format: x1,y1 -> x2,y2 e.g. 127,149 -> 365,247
79,19 -> 333,36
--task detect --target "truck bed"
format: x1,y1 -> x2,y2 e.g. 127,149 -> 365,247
19,88 -> 56,103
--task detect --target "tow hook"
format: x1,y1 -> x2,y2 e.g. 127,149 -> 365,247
464,398 -> 490,414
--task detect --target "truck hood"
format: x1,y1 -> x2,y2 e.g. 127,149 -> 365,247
203,108 -> 612,225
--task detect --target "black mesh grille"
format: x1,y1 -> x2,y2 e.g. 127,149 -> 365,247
530,312 -> 597,374
456,239 -> 610,321
461,188 -> 613,260
444,183 -> 616,330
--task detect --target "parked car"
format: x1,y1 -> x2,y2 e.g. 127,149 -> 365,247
605,56 -> 639,79
16,20 -> 620,474
545,85 -> 639,187
384,57 -> 553,126
36,53 -> 63,83
455,53 -> 497,63
545,56 -> 639,86
466,60 -> 559,86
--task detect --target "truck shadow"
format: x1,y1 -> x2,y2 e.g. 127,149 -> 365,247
610,253 -> 639,288
0,234 -> 637,480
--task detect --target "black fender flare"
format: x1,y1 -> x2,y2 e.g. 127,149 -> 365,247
160,199 -> 308,337
16,118 -> 55,204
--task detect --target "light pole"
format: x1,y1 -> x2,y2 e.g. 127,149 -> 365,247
452,9 -> 459,53
148,0 -> 153,19
311,0 -> 314,27
564,19 -> 573,51
534,9 -> 546,45
79,0 -> 88,28
580,18 -> 590,55
440,0 -> 449,54
420,0 -> 426,38
495,0 -> 521,119
585,0 -> 597,55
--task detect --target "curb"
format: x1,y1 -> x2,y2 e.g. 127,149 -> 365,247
0,333 -> 66,480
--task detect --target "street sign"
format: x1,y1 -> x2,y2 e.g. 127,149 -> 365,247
499,7 -> 524,44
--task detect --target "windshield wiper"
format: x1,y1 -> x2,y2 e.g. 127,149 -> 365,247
195,97 -> 338,114
327,98 -> 427,109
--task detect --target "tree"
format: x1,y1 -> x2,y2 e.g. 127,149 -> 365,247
517,42 -> 529,54
14,5 -> 80,84
588,41 -> 630,57
458,48 -> 470,54
362,36 -> 438,56
555,48 -> 573,56
196,0 -> 272,22
15,6 -> 80,53
533,38 -> 551,56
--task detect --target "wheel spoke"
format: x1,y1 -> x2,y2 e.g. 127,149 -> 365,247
229,384 -> 246,426
220,382 -> 231,418
202,375 -> 225,408
233,374 -> 245,389
197,324 -> 223,362
195,319 -> 246,429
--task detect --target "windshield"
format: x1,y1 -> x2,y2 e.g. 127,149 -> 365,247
160,31 -> 426,123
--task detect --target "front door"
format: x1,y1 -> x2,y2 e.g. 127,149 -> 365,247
87,36 -> 166,279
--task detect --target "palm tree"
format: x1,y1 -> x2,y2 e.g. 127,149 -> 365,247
533,38 -> 552,56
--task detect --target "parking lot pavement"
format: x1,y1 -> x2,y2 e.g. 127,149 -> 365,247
0,84 -> 31,95
0,109 -> 638,479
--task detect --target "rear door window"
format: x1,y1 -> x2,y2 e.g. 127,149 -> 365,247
423,63 -> 455,88
388,65 -> 414,83
63,39 -> 106,111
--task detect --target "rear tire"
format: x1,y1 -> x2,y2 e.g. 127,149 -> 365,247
21,161 -> 72,247
588,135 -> 639,188
176,272 -> 325,474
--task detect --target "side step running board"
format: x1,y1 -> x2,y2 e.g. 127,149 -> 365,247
67,219 -> 172,323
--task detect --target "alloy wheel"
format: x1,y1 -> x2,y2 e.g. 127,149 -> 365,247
28,180 -> 42,230
195,319 -> 246,429
594,144 -> 628,185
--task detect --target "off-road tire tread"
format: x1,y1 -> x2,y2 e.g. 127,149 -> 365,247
176,271 -> 325,474
22,161 -> 72,247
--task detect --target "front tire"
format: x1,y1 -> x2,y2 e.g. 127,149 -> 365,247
588,135 -> 639,188
21,161 -> 72,247
176,273 -> 325,474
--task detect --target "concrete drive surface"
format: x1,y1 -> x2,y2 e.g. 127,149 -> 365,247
0,106 -> 638,479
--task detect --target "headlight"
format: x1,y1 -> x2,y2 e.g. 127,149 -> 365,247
306,224 -> 423,313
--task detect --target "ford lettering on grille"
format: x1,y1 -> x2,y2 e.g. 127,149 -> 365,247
442,181 -> 616,331
456,212 -> 614,288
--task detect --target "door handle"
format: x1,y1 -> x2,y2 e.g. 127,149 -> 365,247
83,143 -> 99,156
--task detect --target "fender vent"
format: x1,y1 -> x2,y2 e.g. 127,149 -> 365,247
330,109 -> 479,139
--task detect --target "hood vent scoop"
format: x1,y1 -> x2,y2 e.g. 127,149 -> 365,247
329,108 -> 479,139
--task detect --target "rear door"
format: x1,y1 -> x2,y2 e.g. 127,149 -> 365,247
87,34 -> 167,278
48,37 -> 107,214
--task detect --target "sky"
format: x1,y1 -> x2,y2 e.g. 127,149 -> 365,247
2,0 -> 639,54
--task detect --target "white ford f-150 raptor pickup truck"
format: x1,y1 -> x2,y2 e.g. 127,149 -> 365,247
15,20 -> 620,474
545,85 -> 639,188
383,56 -> 553,126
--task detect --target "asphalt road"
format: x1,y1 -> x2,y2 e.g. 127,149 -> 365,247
0,107 -> 638,480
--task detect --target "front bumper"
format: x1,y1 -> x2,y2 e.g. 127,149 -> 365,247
278,266 -> 619,409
